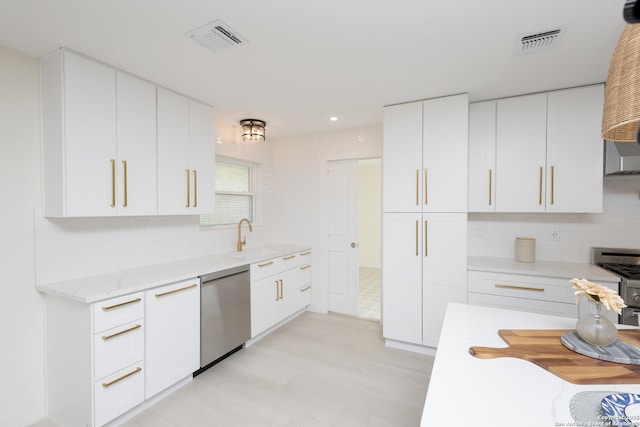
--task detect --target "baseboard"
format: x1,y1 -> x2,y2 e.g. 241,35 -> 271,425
385,338 -> 437,357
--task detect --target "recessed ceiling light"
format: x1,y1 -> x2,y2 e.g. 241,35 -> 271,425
329,116 -> 339,122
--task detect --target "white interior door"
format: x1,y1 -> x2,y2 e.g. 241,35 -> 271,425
328,160 -> 359,315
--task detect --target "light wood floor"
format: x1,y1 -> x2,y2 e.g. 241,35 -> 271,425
123,312 -> 433,427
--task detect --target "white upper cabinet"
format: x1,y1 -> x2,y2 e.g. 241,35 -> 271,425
496,93 -> 548,212
157,88 -> 215,215
472,85 -> 604,213
422,94 -> 469,212
115,72 -> 158,215
546,85 -> 604,212
42,50 -> 117,217
383,102 -> 423,213
468,101 -> 497,212
383,94 -> 468,213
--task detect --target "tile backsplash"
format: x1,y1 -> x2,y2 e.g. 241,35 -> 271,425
468,175 -> 640,263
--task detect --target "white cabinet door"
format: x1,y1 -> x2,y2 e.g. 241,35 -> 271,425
422,213 -> 467,347
115,72 -> 157,215
496,93 -> 547,212
59,51 -> 117,217
382,213 -> 423,344
382,102 -> 423,213
275,268 -> 299,321
468,101 -> 497,212
546,85 -> 604,213
157,88 -> 191,215
145,279 -> 200,399
188,99 -> 215,214
250,275 -> 278,337
422,94 -> 469,212
157,89 -> 215,215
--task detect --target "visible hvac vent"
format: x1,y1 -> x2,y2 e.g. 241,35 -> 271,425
514,28 -> 565,55
184,20 -> 248,53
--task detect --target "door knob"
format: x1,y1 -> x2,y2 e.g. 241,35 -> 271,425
350,242 -> 358,248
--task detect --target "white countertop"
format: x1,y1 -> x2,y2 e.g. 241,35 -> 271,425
468,256 -> 621,282
421,303 -> 640,427
36,244 -> 311,303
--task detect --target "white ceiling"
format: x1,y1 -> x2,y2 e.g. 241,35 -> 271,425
0,0 -> 628,140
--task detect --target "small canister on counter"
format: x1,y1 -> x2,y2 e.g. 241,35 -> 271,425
515,237 -> 535,263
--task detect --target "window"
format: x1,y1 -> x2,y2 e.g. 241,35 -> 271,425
200,158 -> 256,227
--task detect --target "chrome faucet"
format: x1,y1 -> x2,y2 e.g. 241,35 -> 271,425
237,218 -> 253,252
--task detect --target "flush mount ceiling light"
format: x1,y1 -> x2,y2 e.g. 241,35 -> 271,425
240,119 -> 266,141
602,24 -> 640,142
329,116 -> 339,122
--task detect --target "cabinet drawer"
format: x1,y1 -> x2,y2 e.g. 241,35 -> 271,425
93,292 -> 144,333
298,283 -> 312,308
94,320 -> 144,380
468,293 -> 577,318
94,361 -> 144,427
468,272 -> 574,304
250,257 -> 283,281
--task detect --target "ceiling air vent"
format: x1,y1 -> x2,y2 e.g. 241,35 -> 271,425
184,20 -> 248,53
514,28 -> 565,56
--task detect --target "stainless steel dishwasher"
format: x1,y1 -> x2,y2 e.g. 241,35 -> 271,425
195,264 -> 251,376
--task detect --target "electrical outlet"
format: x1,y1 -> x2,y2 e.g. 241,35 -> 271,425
550,229 -> 561,241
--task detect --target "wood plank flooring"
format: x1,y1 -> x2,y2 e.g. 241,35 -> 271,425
123,312 -> 433,427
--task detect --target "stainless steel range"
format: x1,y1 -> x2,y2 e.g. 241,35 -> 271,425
593,247 -> 640,325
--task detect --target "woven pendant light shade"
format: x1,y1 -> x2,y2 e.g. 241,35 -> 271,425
602,24 -> 640,142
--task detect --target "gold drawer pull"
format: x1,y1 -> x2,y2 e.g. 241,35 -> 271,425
283,255 -> 296,260
495,283 -> 544,292
258,261 -> 274,268
300,265 -> 311,270
102,324 -> 142,340
300,286 -> 311,292
102,366 -> 142,388
300,251 -> 311,256
155,283 -> 197,297
102,298 -> 142,311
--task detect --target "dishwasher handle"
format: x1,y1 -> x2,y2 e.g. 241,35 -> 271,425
200,265 -> 250,283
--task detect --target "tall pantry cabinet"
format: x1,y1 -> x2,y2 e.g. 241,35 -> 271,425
382,94 -> 468,349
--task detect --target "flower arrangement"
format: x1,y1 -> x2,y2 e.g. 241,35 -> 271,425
570,278 -> 627,315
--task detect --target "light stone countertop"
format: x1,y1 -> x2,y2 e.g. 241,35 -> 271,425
421,303 -> 640,427
468,256 -> 621,283
36,244 -> 311,303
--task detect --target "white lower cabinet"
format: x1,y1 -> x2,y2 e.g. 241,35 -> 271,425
382,213 -> 467,348
250,251 -> 312,338
468,271 -> 619,324
145,278 -> 200,399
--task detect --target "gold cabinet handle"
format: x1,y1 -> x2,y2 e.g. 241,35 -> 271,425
185,169 -> 190,207
300,265 -> 311,270
193,169 -> 198,208
424,168 -> 428,205
424,220 -> 428,257
415,220 -> 419,257
280,279 -> 284,300
102,366 -> 142,388
300,285 -> 311,292
300,251 -> 311,256
488,169 -> 493,206
415,169 -> 419,206
258,261 -> 274,268
283,255 -> 296,261
155,283 -> 197,297
538,166 -> 543,205
110,159 -> 116,208
102,324 -> 142,340
495,283 -> 544,292
102,297 -> 142,311
274,280 -> 279,301
122,160 -> 128,207
551,165 -> 556,205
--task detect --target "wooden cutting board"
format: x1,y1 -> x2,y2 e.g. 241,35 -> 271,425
469,329 -> 640,384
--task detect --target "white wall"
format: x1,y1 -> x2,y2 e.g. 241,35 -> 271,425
270,125 -> 383,313
468,175 -> 640,262
0,46 -> 46,426
358,158 -> 381,268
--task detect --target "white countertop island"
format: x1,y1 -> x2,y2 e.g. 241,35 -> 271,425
421,303 -> 640,427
